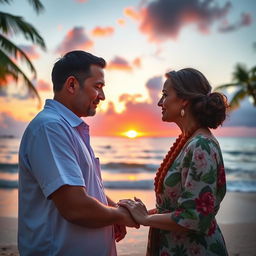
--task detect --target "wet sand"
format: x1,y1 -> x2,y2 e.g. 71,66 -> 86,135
0,191 -> 256,256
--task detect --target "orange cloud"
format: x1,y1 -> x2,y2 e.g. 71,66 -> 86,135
91,26 -> 114,37
75,0 -> 88,2
36,79 -> 51,91
85,75 -> 168,137
117,19 -> 126,26
56,27 -> 93,54
107,56 -> 133,71
124,7 -> 141,21
133,57 -> 141,68
85,74 -> 256,137
0,75 -> 15,88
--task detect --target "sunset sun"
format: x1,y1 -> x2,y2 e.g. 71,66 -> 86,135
124,130 -> 139,138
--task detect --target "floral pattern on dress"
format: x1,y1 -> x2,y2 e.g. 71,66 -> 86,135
147,135 -> 228,256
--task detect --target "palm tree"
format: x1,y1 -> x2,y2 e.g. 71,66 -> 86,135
0,0 -> 46,105
215,63 -> 256,110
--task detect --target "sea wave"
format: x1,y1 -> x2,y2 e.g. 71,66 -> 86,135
1,177 -> 256,192
0,163 -> 18,173
101,162 -> 158,172
0,179 -> 18,189
226,180 -> 256,192
104,180 -> 153,190
223,150 -> 256,156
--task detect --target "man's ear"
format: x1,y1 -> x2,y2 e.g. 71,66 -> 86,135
65,76 -> 77,94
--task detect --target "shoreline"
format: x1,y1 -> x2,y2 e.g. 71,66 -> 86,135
0,191 -> 256,256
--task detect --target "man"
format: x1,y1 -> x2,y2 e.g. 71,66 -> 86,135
18,50 -> 138,256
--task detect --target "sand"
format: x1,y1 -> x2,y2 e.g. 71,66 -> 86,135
0,191 -> 256,256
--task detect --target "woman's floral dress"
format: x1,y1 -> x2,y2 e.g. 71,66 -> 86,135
147,134 -> 228,256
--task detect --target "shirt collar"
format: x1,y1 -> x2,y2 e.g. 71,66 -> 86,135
44,99 -> 88,128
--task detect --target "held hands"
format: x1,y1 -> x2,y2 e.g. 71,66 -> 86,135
116,205 -> 140,229
118,197 -> 149,226
114,205 -> 140,242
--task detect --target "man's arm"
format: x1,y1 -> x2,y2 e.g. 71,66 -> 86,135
106,195 -> 117,207
50,185 -> 138,228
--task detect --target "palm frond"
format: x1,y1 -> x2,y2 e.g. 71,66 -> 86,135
0,34 -> 36,75
0,49 -> 41,106
232,63 -> 249,83
228,88 -> 247,110
27,0 -> 44,14
0,0 -> 11,4
214,83 -> 240,92
0,12 -> 46,49
250,66 -> 256,80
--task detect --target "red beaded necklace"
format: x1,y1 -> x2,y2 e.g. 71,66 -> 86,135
154,131 -> 195,194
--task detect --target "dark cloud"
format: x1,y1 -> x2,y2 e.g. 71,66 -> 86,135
0,88 -> 8,97
0,87 -> 33,101
145,76 -> 162,102
130,0 -> 252,42
106,56 -> 133,71
0,112 -> 28,137
219,13 -> 252,33
56,27 -> 93,54
224,99 -> 256,127
139,0 -> 232,41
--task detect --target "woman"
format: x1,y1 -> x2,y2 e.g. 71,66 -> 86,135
119,68 -> 229,255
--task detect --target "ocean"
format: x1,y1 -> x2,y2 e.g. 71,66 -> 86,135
0,136 -> 256,192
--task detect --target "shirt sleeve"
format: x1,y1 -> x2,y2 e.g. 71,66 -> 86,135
170,136 -> 226,234
28,121 -> 85,198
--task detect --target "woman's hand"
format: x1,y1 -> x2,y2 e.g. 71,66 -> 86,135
118,197 -> 149,226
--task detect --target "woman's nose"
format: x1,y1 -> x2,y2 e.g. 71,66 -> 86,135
158,98 -> 163,107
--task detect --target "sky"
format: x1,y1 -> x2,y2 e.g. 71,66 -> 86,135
0,0 -> 256,138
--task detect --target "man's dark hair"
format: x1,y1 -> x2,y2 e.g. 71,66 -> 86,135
52,50 -> 106,92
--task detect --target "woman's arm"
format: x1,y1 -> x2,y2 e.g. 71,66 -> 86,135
144,213 -> 189,232
118,198 -> 188,232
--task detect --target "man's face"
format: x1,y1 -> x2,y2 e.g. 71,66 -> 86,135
73,65 -> 105,117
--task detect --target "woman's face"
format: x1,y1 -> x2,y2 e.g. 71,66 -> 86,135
158,78 -> 185,122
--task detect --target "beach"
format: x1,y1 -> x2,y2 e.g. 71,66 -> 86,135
1,190 -> 256,256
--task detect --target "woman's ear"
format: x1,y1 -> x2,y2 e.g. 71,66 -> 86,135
181,99 -> 189,108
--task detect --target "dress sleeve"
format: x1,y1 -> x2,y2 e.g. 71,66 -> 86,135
170,136 -> 226,234
28,122 -> 85,198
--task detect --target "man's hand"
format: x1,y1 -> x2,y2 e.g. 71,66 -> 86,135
116,206 -> 140,229
118,197 -> 149,226
114,224 -> 127,242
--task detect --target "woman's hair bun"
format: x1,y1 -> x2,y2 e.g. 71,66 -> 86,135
191,92 -> 229,129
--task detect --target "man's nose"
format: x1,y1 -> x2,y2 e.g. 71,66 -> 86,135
99,89 -> 105,100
